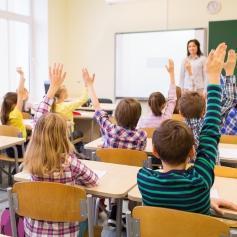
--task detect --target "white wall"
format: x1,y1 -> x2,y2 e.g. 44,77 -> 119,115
48,0 -> 237,114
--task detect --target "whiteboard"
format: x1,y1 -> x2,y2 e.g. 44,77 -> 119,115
115,28 -> 207,100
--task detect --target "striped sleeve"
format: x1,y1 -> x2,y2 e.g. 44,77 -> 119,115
194,84 -> 222,188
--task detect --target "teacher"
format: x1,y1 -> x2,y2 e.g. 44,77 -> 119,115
179,39 -> 207,94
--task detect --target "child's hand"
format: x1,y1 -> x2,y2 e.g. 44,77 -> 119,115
165,59 -> 174,74
184,60 -> 192,76
16,67 -> 24,76
205,43 -> 227,84
223,49 -> 236,76
49,63 -> 67,88
82,68 -> 95,86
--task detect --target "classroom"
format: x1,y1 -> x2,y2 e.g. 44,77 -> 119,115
1,0 -> 237,237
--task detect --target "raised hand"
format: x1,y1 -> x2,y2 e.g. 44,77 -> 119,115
205,43 -> 227,84
48,63 -> 67,88
16,67 -> 24,76
165,59 -> 174,74
223,49 -> 236,76
82,68 -> 95,86
184,60 -> 192,76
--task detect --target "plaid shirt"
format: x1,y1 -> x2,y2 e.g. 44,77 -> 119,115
25,96 -> 99,237
94,110 -> 147,150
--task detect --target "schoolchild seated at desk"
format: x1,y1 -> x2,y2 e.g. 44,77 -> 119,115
137,43 -> 226,215
82,68 -> 147,228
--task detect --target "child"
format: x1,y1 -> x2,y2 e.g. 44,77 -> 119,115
23,63 -> 99,236
22,88 -> 37,114
137,42 -> 226,214
51,83 -> 89,159
179,49 -> 237,164
137,59 -> 177,128
82,68 -> 147,227
0,68 -> 28,159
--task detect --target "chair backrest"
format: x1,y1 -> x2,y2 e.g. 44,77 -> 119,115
95,148 -> 151,168
7,182 -> 94,237
126,206 -> 230,237
138,127 -> 156,138
186,164 -> 237,179
109,117 -> 117,125
171,114 -> 183,121
21,112 -> 31,119
220,135 -> 237,144
0,125 -> 22,137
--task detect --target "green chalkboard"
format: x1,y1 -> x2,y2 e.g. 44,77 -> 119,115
209,20 -> 237,76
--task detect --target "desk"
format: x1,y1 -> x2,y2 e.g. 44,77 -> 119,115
0,136 -> 25,174
14,160 -> 140,237
78,103 -> 117,112
128,176 -> 237,220
84,137 -> 237,163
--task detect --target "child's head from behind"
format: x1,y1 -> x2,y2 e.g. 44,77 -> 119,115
148,92 -> 166,116
52,85 -> 68,112
24,113 -> 75,176
0,92 -> 17,125
115,98 -> 141,130
179,91 -> 206,119
152,119 -> 194,166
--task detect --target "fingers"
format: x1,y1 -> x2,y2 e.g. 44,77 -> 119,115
206,49 -> 215,68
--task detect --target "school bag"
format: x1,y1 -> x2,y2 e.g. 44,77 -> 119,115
1,207 -> 24,237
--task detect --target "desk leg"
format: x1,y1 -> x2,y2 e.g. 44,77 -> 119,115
116,198 -> 122,237
13,146 -> 19,173
90,119 -> 94,142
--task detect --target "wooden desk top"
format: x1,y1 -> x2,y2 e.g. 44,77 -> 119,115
14,160 -> 140,198
78,103 -> 117,111
84,137 -> 153,155
0,136 -> 25,149
128,176 -> 237,220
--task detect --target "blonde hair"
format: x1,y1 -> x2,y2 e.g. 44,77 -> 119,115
52,85 -> 67,112
24,113 -> 75,176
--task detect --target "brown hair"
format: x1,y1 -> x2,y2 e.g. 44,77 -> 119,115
51,85 -> 67,112
153,119 -> 194,165
148,92 -> 166,116
179,91 -> 206,119
173,86 -> 182,114
0,92 -> 17,125
115,98 -> 141,130
187,39 -> 203,57
24,113 -> 75,176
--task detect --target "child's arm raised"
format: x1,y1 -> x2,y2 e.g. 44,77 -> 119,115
194,43 -> 227,187
184,60 -> 195,91
34,63 -> 66,125
220,49 -> 237,128
165,59 -> 175,85
16,67 -> 25,112
82,68 -> 101,111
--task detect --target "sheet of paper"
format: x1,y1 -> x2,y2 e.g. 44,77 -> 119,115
210,189 -> 219,198
92,169 -> 107,179
219,148 -> 237,160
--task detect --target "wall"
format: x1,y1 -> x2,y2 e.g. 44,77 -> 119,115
48,0 -> 237,113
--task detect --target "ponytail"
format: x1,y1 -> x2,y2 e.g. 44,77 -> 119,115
148,92 -> 166,116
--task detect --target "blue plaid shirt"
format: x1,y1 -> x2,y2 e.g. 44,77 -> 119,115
220,75 -> 237,135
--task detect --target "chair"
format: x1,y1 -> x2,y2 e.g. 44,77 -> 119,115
109,117 -> 117,125
138,127 -> 156,138
126,206 -> 233,237
0,125 -> 24,185
7,181 -> 102,237
220,135 -> 237,144
186,164 -> 237,179
21,112 -> 31,119
171,114 -> 183,121
94,148 -> 151,225
98,98 -> 113,116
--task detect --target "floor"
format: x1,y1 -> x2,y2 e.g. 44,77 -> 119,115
0,162 -> 128,237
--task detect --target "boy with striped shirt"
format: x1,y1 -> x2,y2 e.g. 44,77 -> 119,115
137,43 -> 226,215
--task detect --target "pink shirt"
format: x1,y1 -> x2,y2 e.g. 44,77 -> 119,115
137,84 -> 177,128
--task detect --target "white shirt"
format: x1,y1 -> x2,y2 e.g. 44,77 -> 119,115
179,55 -> 207,91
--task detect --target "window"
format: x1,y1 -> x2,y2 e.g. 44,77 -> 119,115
0,0 -> 31,97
